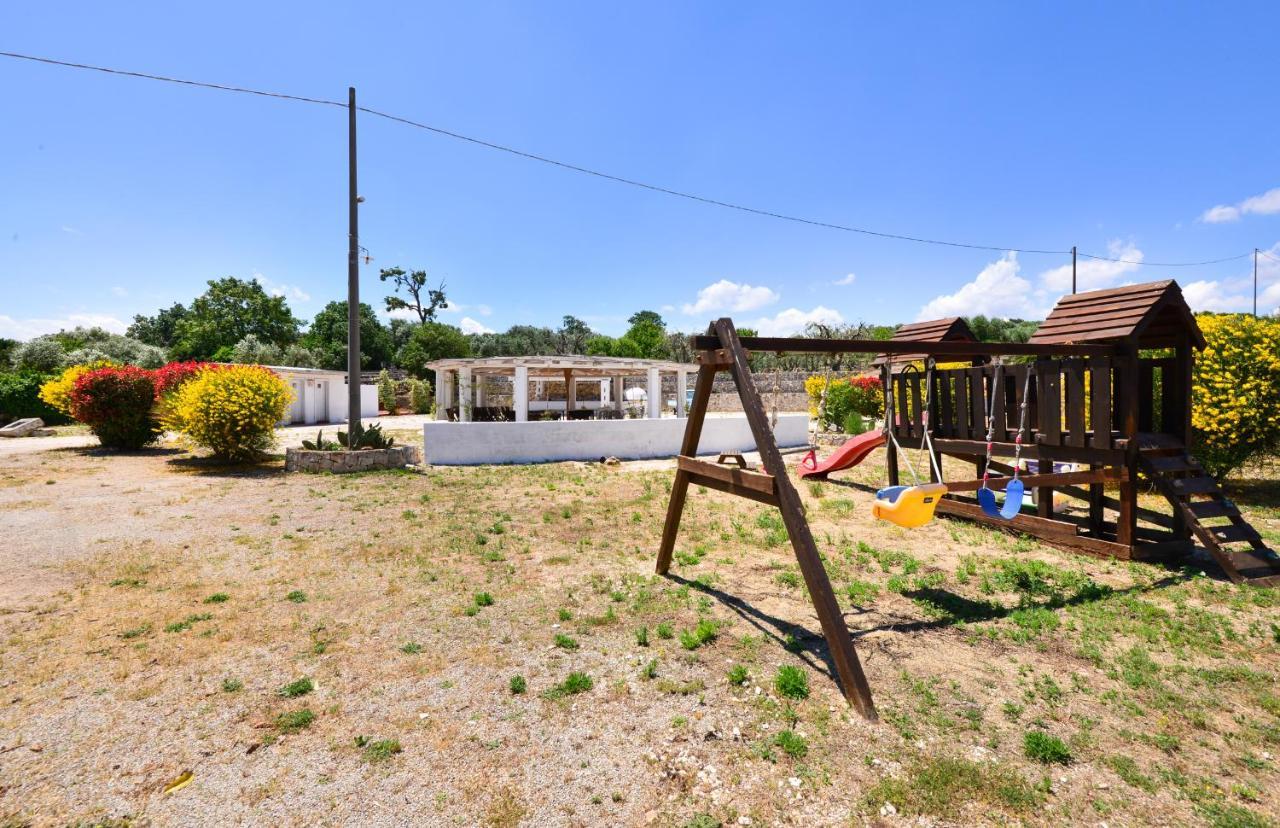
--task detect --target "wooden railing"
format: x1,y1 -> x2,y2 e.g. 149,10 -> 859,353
886,356 -> 1180,453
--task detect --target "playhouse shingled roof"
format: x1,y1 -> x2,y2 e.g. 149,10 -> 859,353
1027,280 -> 1206,350
873,317 -> 979,366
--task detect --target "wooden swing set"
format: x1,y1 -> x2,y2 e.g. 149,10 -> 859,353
656,281 -> 1279,719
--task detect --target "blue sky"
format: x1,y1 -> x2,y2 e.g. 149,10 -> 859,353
3,2 -> 1279,341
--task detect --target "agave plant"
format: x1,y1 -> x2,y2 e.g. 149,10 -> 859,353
301,429 -> 341,451
336,422 -> 395,450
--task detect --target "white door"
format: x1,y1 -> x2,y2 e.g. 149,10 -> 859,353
316,381 -> 329,422
289,380 -> 305,423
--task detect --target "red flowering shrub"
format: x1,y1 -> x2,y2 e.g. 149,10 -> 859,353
69,365 -> 161,449
152,360 -> 207,399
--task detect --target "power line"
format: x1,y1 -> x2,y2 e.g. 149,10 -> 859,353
1259,249 -> 1280,264
0,49 -> 1260,269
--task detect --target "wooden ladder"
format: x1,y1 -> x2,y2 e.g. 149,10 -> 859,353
1137,439 -> 1280,587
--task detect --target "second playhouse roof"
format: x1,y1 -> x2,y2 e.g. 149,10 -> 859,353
1028,280 -> 1206,349
873,317 -> 978,365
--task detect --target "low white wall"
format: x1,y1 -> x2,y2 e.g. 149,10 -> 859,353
422,414 -> 807,465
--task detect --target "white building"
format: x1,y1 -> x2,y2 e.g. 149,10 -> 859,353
269,366 -> 378,425
419,355 -> 807,464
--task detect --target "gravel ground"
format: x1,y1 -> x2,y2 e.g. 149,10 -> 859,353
1,445 -> 1277,826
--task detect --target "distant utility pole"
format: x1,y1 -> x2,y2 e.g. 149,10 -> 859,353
1255,248 -> 1260,318
347,86 -> 362,430
1071,246 -> 1077,294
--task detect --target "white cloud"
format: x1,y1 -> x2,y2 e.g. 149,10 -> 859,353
0,313 -> 129,341
681,279 -> 780,316
253,273 -> 310,303
916,252 -> 1046,320
385,307 -> 419,321
833,273 -> 857,286
1039,240 -> 1143,293
1200,186 -> 1280,224
460,316 -> 495,335
111,286 -> 128,297
60,225 -> 82,235
751,306 -> 844,337
440,300 -> 492,316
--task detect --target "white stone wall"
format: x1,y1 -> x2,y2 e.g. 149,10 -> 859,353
421,414 -> 808,465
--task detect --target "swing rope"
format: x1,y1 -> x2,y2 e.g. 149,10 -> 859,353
884,361 -> 942,486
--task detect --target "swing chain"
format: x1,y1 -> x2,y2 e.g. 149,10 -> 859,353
981,363 -> 1003,490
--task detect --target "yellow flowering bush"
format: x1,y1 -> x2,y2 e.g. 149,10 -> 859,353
1191,313 -> 1280,478
38,361 -> 116,416
166,365 -> 292,461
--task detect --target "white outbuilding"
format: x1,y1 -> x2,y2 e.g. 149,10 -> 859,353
268,366 -> 378,425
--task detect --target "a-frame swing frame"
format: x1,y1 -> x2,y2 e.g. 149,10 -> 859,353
656,318 -> 878,720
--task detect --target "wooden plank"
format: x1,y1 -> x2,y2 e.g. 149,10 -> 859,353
970,368 -> 987,443
944,468 -> 1114,493
1171,476 -> 1219,495
909,371 -> 924,437
1187,500 -> 1235,519
713,318 -> 877,719
677,456 -> 776,500
935,437 -> 1041,460
1146,455 -> 1200,473
1209,525 -> 1262,545
989,367 -> 1006,442
1090,358 -> 1112,449
1064,360 -> 1086,448
1115,351 -> 1141,548
937,369 -> 954,438
953,368 -> 970,439
691,335 -> 1120,358
1037,361 -> 1061,444
896,373 -> 911,440
934,499 -> 1135,560
686,473 -> 779,507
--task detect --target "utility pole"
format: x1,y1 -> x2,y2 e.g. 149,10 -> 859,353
1255,248 -> 1260,318
1071,246 -> 1077,294
347,86 -> 362,431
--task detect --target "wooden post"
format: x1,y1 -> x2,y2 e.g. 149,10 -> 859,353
1115,345 -> 1139,547
720,318 -> 876,718
657,344 -> 718,573
882,365 -> 899,486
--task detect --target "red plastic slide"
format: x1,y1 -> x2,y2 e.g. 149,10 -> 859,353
798,431 -> 887,479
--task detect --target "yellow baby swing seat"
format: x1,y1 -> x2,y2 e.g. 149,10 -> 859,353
872,482 -> 949,528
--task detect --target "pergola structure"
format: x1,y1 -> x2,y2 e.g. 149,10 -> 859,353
424,355 -> 696,422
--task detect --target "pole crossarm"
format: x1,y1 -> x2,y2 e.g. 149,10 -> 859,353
689,335 -> 1119,359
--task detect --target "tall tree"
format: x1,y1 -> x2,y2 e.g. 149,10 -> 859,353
379,267 -> 448,323
171,278 -> 301,359
397,322 -> 471,379
615,318 -> 666,359
302,301 -> 393,370
127,303 -> 190,349
556,316 -> 593,355
628,310 -> 665,328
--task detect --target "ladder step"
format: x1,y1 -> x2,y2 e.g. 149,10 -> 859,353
1187,500 -> 1236,519
1172,476 -> 1220,496
1228,549 -> 1280,580
1147,455 -> 1201,473
1207,525 -> 1262,545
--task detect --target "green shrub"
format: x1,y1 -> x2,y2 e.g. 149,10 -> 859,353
544,671 -> 593,699
842,411 -> 868,435
1023,730 -> 1071,764
509,675 -> 526,694
773,729 -> 808,758
774,665 -> 810,700
68,365 -> 160,449
376,369 -> 396,412
409,378 -> 433,414
0,370 -> 69,424
727,664 -> 749,686
679,618 -> 719,650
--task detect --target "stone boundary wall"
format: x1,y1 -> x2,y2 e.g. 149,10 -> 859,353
286,445 -> 420,473
706,371 -> 866,413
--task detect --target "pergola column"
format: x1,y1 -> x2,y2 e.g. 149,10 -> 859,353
646,367 -> 661,419
458,368 -> 473,422
436,369 -> 453,421
613,375 -> 625,412
676,370 -> 688,418
475,375 -> 487,408
565,369 -> 576,414
514,366 -> 529,422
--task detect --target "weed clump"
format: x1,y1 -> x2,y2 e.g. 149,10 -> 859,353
1023,730 -> 1071,764
775,665 -> 809,700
